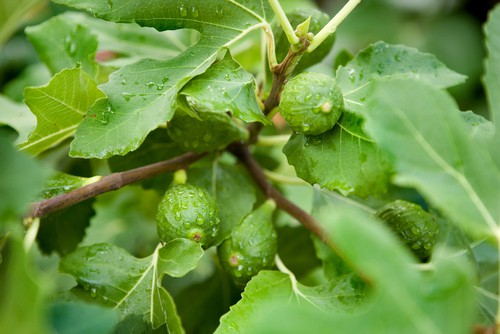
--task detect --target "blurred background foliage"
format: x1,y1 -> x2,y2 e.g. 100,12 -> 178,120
0,0 -> 498,115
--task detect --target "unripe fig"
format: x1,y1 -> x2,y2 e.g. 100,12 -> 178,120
280,72 -> 343,135
156,183 -> 221,248
376,200 -> 439,261
217,200 -> 278,288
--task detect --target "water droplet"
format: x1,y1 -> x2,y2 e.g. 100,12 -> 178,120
121,79 -> 127,85
162,77 -> 168,83
122,92 -> 133,101
196,217 -> 204,225
394,53 -> 402,61
377,63 -> 385,74
203,133 -> 212,142
146,82 -> 155,89
304,94 -> 312,101
90,287 -> 97,298
191,6 -> 199,17
156,83 -> 164,90
179,5 -> 188,16
215,4 -> 223,15
411,227 -> 420,235
184,222 -> 190,228
224,73 -> 231,81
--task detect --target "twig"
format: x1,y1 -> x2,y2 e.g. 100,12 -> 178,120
231,144 -> 325,240
28,152 -> 204,220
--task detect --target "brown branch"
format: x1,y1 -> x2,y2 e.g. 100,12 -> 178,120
28,152 -> 204,220
230,144 -> 325,240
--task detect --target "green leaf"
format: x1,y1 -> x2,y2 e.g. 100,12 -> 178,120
174,270 -> 233,334
18,68 -> 105,156
60,240 -> 203,330
336,41 -> 466,115
49,301 -> 119,334
0,95 -> 36,144
26,14 -> 99,77
484,5 -> 500,167
216,271 -> 365,333
59,12 -> 191,65
283,126 -> 392,197
0,136 -> 45,225
180,52 -> 268,124
485,5 -> 500,126
37,199 -> 95,256
58,0 -> 274,158
108,129 -> 184,192
364,79 -> 500,237
461,111 -> 495,146
188,162 -> 257,245
0,238 -> 50,334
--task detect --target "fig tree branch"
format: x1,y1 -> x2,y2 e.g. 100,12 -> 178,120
27,152 -> 204,221
230,144 -> 325,240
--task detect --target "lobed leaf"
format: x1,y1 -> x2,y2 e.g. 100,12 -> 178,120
60,240 -> 203,330
216,271 -> 365,333
364,79 -> 500,237
26,15 -> 99,77
283,124 -> 391,198
55,0 -> 274,158
0,95 -> 36,144
180,52 -> 268,124
19,68 -> 105,156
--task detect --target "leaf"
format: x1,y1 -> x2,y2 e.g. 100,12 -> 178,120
60,240 -> 203,330
48,301 -> 119,334
26,14 -> 99,77
216,271 -> 365,333
56,0 -> 274,158
18,68 -> 105,156
179,52 -> 268,124
484,5 -> 500,126
283,125 -> 392,197
461,111 -> 495,146
336,41 -> 466,114
108,128 -> 184,192
188,162 -> 257,245
57,12 -> 191,65
0,238 -> 50,334
276,226 -> 322,280
0,136 -> 45,225
364,79 -> 500,237
0,95 -> 36,144
174,270 -> 233,334
484,5 -> 500,167
37,198 -> 95,256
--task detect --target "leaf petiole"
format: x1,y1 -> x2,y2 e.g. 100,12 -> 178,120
307,0 -> 362,53
268,0 -> 300,45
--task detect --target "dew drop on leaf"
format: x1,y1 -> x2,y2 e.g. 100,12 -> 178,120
191,6 -> 199,17
90,287 -> 97,298
179,5 -> 188,16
